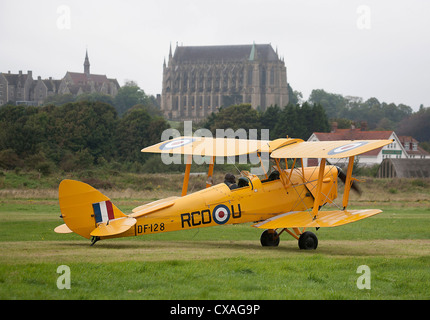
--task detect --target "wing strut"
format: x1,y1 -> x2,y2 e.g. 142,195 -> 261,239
311,158 -> 326,220
182,155 -> 216,195
181,155 -> 192,196
342,156 -> 355,209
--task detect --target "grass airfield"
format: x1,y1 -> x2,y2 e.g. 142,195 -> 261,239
0,175 -> 429,300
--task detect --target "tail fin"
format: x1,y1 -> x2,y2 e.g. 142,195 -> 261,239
56,179 -> 133,239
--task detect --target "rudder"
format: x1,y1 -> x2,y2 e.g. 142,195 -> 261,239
57,179 -> 128,239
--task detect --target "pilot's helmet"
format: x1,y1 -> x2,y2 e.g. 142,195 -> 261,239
224,173 -> 236,183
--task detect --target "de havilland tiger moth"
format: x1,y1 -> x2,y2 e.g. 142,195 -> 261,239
55,136 -> 392,249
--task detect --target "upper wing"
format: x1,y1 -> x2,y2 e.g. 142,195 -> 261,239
270,139 -> 393,159
141,136 -> 303,157
142,137 -> 392,158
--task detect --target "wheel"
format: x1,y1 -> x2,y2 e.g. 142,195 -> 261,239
260,229 -> 280,247
298,231 -> 318,250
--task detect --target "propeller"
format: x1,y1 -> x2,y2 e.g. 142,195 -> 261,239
335,165 -> 362,196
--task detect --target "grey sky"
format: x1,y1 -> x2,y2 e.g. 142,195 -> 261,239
1,0 -> 429,110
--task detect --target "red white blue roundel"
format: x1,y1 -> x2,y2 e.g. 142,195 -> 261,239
212,204 -> 231,225
159,137 -> 195,151
327,141 -> 368,156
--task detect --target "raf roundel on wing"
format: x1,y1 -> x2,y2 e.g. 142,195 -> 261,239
159,138 -> 196,150
327,141 -> 368,156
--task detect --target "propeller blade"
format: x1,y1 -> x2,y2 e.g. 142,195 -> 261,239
335,166 -> 362,195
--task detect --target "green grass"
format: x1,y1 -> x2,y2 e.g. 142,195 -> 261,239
0,197 -> 429,300
2,255 -> 429,300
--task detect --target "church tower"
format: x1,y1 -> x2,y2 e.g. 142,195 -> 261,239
84,50 -> 90,76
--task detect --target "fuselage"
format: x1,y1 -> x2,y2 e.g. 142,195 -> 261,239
100,166 -> 338,240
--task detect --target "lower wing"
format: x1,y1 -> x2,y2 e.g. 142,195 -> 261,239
253,209 -> 382,229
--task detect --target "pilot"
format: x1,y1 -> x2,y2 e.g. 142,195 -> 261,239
224,173 -> 238,190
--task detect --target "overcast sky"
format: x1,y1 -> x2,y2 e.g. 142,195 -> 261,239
1,0 -> 429,110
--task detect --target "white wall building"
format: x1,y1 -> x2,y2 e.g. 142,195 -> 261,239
306,125 -> 409,167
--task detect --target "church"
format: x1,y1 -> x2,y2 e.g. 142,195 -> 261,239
161,43 -> 289,121
58,50 -> 120,98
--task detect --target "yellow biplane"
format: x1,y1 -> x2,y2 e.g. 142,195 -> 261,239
55,136 -> 392,249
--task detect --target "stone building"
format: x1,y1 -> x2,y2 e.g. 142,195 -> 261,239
161,43 -> 289,120
0,50 -> 119,106
0,70 -> 35,106
58,50 -> 120,98
32,77 -> 62,105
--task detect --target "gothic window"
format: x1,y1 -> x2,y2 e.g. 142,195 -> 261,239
230,72 -> 236,91
215,70 -> 220,92
261,67 -> 266,86
214,96 -> 219,107
190,72 -> 196,92
247,66 -> 253,85
174,78 -> 180,92
270,67 -> 275,85
238,68 -> 244,89
222,68 -> 228,90
206,71 -> 212,91
182,73 -> 188,92
198,73 -> 204,92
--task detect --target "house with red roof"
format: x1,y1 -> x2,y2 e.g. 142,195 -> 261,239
397,136 -> 430,159
306,122 -> 407,167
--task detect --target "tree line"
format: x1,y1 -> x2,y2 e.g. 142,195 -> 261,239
307,88 -> 430,151
44,81 -> 160,117
0,101 -> 169,174
200,102 -> 330,140
1,84 -> 428,175
0,100 -> 330,174
308,89 -> 413,131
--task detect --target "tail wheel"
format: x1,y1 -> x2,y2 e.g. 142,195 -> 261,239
260,229 -> 280,247
298,231 -> 318,250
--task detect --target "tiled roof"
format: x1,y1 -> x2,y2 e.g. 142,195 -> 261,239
173,44 -> 279,63
67,72 -> 109,85
398,135 -> 430,156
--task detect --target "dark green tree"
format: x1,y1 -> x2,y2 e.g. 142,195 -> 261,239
115,105 -> 170,162
51,101 -> 118,162
203,104 -> 261,135
309,89 -> 347,119
260,105 -> 281,139
114,81 -> 152,116
397,106 -> 430,142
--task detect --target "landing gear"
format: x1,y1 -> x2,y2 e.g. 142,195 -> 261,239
298,231 -> 318,250
260,229 -> 319,250
90,236 -> 100,246
260,229 -> 280,247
